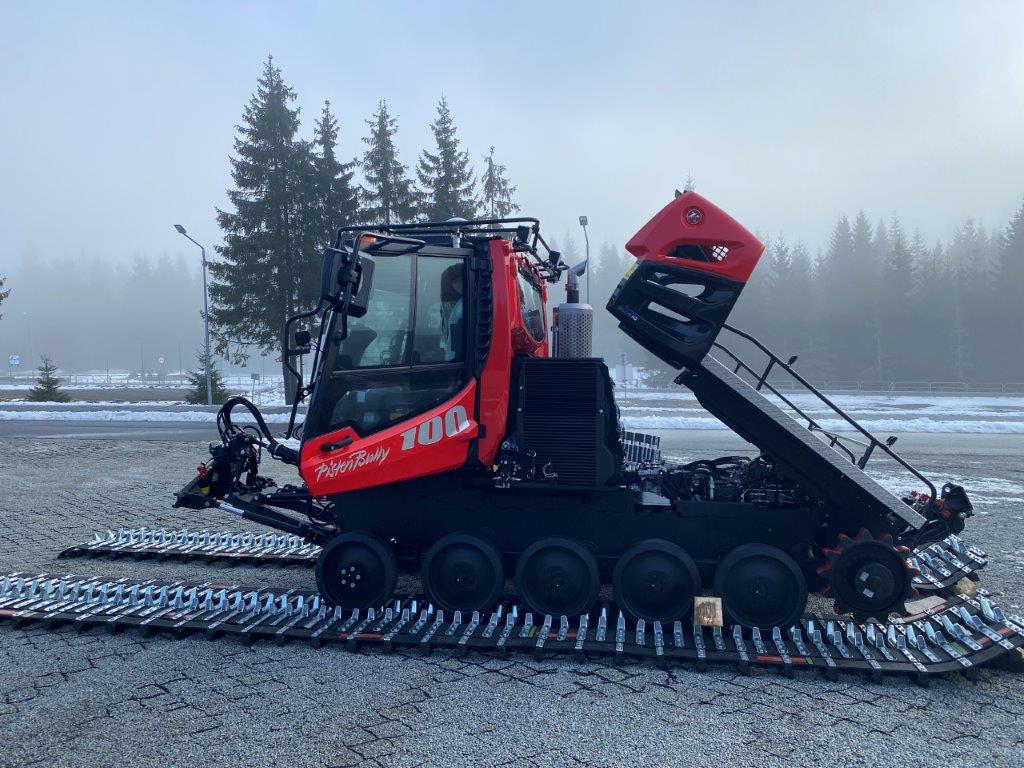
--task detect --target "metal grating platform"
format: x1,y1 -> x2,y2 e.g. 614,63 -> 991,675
59,528 -> 986,594
1,572 -> 1020,682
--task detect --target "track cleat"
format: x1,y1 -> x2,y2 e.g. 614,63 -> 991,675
817,528 -> 919,621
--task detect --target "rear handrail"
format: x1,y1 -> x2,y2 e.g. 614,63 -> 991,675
711,323 -> 938,503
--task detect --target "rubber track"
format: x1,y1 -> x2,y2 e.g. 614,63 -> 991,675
59,528 -> 986,593
1,572 -> 1020,682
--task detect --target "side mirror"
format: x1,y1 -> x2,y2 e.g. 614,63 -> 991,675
320,247 -> 343,300
347,255 -> 375,318
548,250 -> 562,269
293,329 -> 311,349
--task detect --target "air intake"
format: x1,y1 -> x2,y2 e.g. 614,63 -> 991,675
508,358 -> 620,486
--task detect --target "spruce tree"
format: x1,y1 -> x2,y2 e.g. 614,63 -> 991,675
416,97 -> 478,221
184,350 -> 231,405
560,230 -> 581,266
992,198 -> 1024,379
310,100 -> 359,233
210,56 -> 312,403
479,146 -> 518,218
298,100 -> 360,291
948,219 -> 991,380
28,356 -> 70,402
361,100 -> 417,225
819,215 -> 855,378
877,217 -> 916,378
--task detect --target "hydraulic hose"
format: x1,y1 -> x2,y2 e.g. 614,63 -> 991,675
216,396 -> 299,465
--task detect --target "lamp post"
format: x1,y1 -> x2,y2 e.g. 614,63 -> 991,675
174,224 -> 213,405
578,215 -> 590,304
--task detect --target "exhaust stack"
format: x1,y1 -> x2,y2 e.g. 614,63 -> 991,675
552,259 -> 593,358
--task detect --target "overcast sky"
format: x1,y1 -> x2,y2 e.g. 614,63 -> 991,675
2,1 -> 1023,274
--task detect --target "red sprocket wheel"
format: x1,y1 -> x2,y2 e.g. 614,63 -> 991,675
816,528 -> 920,621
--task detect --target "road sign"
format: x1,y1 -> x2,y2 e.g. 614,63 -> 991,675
158,356 -> 165,365
8,355 -> 19,367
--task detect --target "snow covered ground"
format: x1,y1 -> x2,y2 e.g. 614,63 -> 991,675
0,407 -> 294,423
617,390 -> 1024,434
1,389 -> 1023,434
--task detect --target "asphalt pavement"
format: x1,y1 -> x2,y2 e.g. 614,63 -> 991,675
0,433 -> 1023,768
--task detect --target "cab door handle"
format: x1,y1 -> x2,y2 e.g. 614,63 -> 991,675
320,436 -> 353,453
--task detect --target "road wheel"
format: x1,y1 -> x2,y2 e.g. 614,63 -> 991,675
315,531 -> 397,609
515,537 -> 599,618
613,539 -> 700,623
714,543 -> 807,629
421,534 -> 504,614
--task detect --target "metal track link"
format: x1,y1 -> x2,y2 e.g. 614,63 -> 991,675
59,528 -> 319,566
908,534 -> 987,592
59,529 -> 986,593
1,572 -> 1020,681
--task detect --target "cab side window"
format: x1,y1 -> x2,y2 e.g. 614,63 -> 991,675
517,270 -> 546,341
413,257 -> 465,364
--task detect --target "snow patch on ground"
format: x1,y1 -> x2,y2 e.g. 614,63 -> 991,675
621,414 -> 1024,434
0,409 -> 293,423
3,391 -> 1024,434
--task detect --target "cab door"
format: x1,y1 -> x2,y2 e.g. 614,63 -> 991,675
300,245 -> 479,496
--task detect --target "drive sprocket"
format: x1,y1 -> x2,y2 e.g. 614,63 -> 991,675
817,528 -> 920,621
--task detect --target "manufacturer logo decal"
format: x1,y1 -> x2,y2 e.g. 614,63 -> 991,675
685,207 -> 704,225
315,445 -> 391,481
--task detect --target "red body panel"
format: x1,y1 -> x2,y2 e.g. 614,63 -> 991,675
300,238 -> 551,495
625,192 -> 764,283
476,239 -> 548,466
301,381 -> 479,496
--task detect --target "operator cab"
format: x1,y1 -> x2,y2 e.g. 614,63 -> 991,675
304,243 -> 475,442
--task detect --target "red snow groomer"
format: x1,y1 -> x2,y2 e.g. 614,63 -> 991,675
176,191 -> 973,629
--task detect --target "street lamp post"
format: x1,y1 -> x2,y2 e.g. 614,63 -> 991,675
578,215 -> 590,304
174,224 -> 213,405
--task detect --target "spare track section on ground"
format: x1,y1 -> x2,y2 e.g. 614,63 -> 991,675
59,528 -> 320,566
59,528 -> 985,594
2,572 -> 1020,681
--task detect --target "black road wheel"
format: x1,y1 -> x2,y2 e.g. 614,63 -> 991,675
515,537 -> 600,618
315,531 -> 397,609
421,534 -> 504,613
818,529 -> 916,620
613,539 -> 701,623
714,544 -> 808,629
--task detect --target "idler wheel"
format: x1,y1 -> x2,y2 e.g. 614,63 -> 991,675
818,528 -> 917,620
315,531 -> 397,609
714,544 -> 808,629
421,534 -> 504,614
613,539 -> 700,623
515,537 -> 599,618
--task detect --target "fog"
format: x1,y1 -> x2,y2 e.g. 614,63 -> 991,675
2,2 -> 1023,379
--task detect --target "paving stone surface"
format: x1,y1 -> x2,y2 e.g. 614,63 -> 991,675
1,437 -> 1023,768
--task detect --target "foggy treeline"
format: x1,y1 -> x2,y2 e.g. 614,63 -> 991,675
0,252 -> 206,375
2,201 -> 1022,385
731,205 -> 1024,384
2,53 -> 1023,387
574,199 -> 1024,386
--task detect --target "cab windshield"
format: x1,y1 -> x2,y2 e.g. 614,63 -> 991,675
306,250 -> 469,439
